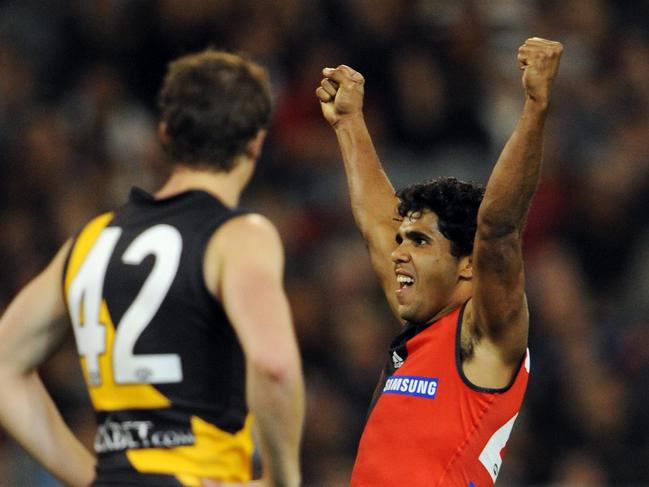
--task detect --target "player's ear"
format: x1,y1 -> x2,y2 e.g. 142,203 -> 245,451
245,129 -> 267,161
458,255 -> 473,281
158,122 -> 170,147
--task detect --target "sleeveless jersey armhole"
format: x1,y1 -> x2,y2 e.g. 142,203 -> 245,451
192,209 -> 250,309
454,301 -> 528,394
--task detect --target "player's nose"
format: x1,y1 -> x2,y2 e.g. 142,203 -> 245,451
391,245 -> 411,263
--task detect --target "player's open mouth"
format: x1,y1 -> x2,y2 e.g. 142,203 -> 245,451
397,274 -> 415,289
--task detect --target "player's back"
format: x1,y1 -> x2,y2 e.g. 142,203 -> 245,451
63,187 -> 253,486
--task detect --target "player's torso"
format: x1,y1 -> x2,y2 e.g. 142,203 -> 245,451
351,304 -> 529,487
63,188 -> 253,485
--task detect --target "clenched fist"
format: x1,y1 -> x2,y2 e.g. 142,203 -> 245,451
518,37 -> 563,106
316,65 -> 365,127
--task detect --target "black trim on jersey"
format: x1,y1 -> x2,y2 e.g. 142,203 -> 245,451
194,206 -> 248,309
364,368 -> 387,420
454,300 -> 527,394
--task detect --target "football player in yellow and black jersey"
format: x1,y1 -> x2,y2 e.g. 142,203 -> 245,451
0,49 -> 304,487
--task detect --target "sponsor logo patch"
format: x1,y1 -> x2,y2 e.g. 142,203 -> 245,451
382,375 -> 438,399
391,350 -> 405,369
95,419 -> 195,453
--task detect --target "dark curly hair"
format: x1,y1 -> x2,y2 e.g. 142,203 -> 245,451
158,49 -> 271,171
396,177 -> 485,258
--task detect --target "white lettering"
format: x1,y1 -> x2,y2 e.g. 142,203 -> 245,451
152,430 -> 195,448
93,420 -> 194,453
479,413 -> 519,482
383,376 -> 438,398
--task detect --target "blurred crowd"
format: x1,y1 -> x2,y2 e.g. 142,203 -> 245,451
1,0 -> 649,485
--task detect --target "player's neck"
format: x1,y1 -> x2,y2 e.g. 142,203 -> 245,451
155,157 -> 253,207
426,281 -> 473,325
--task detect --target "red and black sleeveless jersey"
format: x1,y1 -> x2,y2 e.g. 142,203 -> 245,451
351,303 -> 529,487
63,188 -> 254,486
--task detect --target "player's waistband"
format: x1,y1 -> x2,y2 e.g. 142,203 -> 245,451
92,451 -> 192,486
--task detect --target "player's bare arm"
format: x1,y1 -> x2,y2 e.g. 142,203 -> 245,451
465,38 -> 563,386
318,65 -> 402,317
0,240 -> 96,487
205,214 -> 304,487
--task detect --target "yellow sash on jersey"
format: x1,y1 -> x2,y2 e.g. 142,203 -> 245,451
63,212 -> 254,481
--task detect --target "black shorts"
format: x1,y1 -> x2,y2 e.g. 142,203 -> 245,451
92,452 -> 189,487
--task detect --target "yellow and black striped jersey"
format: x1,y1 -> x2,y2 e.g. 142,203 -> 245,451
63,187 -> 253,486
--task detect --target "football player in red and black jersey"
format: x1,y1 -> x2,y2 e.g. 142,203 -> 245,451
317,37 -> 563,486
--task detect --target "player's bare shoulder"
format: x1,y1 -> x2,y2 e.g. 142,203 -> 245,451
215,213 -> 283,257
204,213 -> 284,297
221,213 -> 280,239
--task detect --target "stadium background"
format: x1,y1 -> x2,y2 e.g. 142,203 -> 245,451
1,0 -> 648,485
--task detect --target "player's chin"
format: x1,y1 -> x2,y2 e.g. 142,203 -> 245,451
397,304 -> 417,323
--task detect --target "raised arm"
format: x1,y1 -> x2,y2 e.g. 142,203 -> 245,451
470,38 -> 563,367
317,65 -> 401,316
206,214 -> 304,487
0,241 -> 96,487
